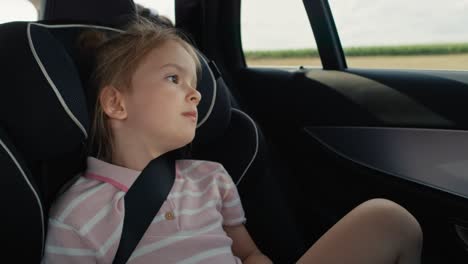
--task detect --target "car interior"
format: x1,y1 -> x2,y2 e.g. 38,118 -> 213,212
1,0 -> 468,263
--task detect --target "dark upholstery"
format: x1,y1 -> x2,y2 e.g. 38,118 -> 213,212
44,0 -> 136,28
0,22 -> 90,263
0,22 -> 88,160
194,55 -> 232,146
0,128 -> 44,263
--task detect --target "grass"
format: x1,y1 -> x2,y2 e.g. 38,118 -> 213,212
244,43 -> 468,59
246,54 -> 468,70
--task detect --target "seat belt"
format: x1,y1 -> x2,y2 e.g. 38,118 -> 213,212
112,154 -> 175,264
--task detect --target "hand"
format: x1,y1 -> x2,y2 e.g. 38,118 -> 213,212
223,224 -> 273,264
243,250 -> 273,264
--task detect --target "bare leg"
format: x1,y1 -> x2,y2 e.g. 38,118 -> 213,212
296,198 -> 423,264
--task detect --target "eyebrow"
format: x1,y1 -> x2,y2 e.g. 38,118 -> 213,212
160,63 -> 185,71
160,63 -> 197,85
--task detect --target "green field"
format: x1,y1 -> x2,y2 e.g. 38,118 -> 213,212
244,43 -> 468,59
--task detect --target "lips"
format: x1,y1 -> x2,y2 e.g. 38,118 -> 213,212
182,111 -> 198,120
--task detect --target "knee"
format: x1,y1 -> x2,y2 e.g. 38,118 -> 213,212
357,198 -> 423,247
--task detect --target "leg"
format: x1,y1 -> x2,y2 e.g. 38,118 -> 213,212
296,198 -> 423,264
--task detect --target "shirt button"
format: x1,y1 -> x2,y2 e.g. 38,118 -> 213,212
165,211 -> 175,220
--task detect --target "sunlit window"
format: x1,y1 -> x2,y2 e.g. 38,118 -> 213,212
0,0 -> 38,24
241,0 -> 320,67
329,0 -> 468,70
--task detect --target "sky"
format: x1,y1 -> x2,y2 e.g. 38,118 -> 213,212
2,0 -> 468,51
241,0 -> 468,50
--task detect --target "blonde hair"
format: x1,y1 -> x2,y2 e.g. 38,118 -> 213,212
81,18 -> 201,162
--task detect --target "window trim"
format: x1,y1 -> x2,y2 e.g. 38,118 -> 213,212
303,0 -> 347,70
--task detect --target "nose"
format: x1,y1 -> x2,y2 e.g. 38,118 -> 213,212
188,88 -> 202,106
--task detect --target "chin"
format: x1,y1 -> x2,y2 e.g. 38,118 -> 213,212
172,134 -> 195,150
183,134 -> 196,146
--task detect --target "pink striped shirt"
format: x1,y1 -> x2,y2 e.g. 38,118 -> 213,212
43,157 -> 246,263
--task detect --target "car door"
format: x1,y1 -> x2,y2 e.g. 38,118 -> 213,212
177,0 -> 468,263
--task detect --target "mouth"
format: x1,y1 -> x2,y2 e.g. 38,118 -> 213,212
182,111 -> 198,121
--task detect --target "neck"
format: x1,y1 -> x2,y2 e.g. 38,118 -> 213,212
111,132 -> 164,171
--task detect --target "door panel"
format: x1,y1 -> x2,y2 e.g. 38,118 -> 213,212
305,126 -> 468,199
234,67 -> 468,263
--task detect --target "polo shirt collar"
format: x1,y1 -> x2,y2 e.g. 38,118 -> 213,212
85,156 -> 141,192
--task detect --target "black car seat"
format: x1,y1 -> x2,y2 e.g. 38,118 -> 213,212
0,21 -> 306,263
0,21 -> 91,263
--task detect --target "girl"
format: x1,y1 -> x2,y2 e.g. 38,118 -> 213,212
43,18 -> 423,264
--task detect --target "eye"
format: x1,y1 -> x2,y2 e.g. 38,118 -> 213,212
167,75 -> 179,84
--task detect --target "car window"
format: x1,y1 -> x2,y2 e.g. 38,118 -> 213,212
241,0 -> 321,68
328,0 -> 468,70
0,0 -> 38,23
134,0 -> 175,24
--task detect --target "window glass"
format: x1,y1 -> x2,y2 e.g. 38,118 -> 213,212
241,0 -> 321,67
328,0 -> 468,70
134,0 -> 175,24
0,0 -> 38,24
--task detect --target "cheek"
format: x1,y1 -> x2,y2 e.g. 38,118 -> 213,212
128,87 -> 160,110
130,93 -> 174,123
125,84 -> 184,124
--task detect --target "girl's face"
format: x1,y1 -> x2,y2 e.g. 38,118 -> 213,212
122,39 -> 201,154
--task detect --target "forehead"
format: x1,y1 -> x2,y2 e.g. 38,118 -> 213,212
142,40 -> 197,74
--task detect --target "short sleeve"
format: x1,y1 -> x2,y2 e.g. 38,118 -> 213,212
42,219 -> 97,264
217,165 -> 246,226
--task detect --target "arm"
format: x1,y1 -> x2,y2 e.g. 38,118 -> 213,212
214,164 -> 271,263
224,224 -> 273,264
42,219 -> 97,264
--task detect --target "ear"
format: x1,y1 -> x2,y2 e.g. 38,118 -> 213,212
99,85 -> 128,120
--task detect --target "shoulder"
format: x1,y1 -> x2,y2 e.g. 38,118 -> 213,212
48,173 -> 124,229
176,159 -> 232,183
176,159 -> 226,175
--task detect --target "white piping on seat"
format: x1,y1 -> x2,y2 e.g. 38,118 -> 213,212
232,109 -> 259,186
29,22 -> 123,32
28,23 -> 218,134
196,53 -> 217,128
26,23 -> 123,139
0,138 -> 45,256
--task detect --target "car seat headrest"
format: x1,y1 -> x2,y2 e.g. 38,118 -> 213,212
194,53 -> 232,144
43,0 -> 136,28
0,21 -> 233,161
42,24 -> 233,146
52,23 -> 233,146
0,22 -> 89,160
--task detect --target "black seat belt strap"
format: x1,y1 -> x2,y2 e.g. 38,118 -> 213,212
112,155 -> 175,264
